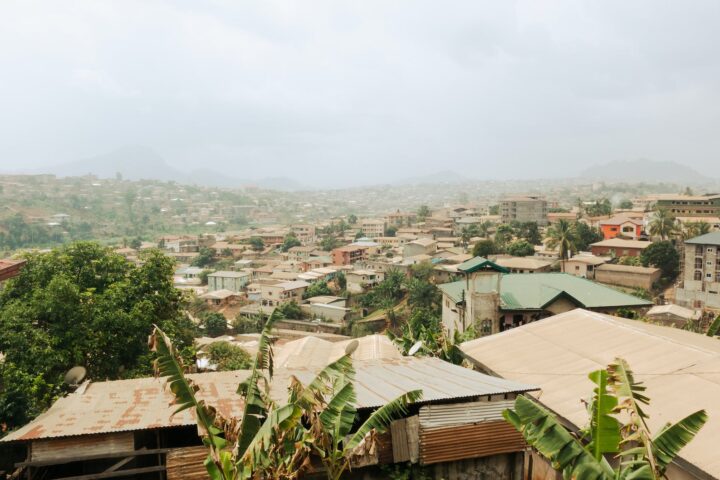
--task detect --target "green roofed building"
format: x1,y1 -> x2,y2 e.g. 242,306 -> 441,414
439,257 -> 652,336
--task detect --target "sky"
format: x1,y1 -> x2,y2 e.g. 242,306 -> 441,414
1,0 -> 719,187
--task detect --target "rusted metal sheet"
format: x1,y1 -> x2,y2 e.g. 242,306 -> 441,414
166,446 -> 211,480
419,420 -> 526,465
31,432 -> 134,462
419,399 -> 515,428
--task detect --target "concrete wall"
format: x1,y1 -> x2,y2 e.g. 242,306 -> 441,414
595,267 -> 661,290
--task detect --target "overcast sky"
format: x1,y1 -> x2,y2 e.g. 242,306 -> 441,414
1,1 -> 719,187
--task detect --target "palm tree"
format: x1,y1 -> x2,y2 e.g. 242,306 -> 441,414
649,208 -> 677,240
545,219 -> 577,272
504,358 -> 707,480
151,314 -> 421,480
681,221 -> 711,241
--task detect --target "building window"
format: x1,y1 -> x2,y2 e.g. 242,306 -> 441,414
694,270 -> 703,281
709,248 -> 715,254
696,245 -> 704,256
480,319 -> 492,336
695,258 -> 703,269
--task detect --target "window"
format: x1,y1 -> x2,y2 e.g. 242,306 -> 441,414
694,270 -> 703,281
695,258 -> 703,269
709,248 -> 715,254
708,273 -> 714,279
480,319 -> 492,336
696,245 -> 704,256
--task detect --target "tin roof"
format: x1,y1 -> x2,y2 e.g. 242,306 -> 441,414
685,231 -> 720,246
456,256 -> 509,274
460,309 -> 720,479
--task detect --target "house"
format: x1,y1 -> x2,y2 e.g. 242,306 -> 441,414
331,245 -> 369,265
0,258 -> 26,285
439,256 -> 652,336
594,263 -> 661,290
565,253 -> 607,279
302,296 -> 350,323
289,223 -> 316,243
358,218 -> 386,238
500,195 -> 548,226
285,245 -> 316,262
207,270 -> 250,293
460,308 -> 720,480
199,289 -> 240,307
547,211 -> 577,224
590,238 -> 652,258
162,235 -> 199,253
492,256 -> 553,274
646,304 -> 701,327
597,215 -> 644,240
385,210 -> 417,228
675,231 -> 720,310
402,238 -> 438,258
260,280 -> 309,307
346,269 -> 383,294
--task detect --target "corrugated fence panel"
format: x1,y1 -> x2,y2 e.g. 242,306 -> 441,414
419,420 -> 526,465
419,399 -> 515,428
166,446 -> 210,480
31,432 -> 134,462
391,418 -> 409,463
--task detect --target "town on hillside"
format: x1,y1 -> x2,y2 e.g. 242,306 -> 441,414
2,174 -> 720,479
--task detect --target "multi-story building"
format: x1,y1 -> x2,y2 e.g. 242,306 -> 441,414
653,194 -> 720,218
500,195 -> 548,226
358,218 -> 385,238
675,232 -> 720,311
331,245 -> 369,265
385,211 -> 417,228
207,270 -> 250,293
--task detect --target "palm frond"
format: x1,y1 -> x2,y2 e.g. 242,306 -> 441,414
319,381 -> 358,440
587,369 -> 621,459
652,410 -> 707,472
345,389 -> 422,452
707,315 -> 720,337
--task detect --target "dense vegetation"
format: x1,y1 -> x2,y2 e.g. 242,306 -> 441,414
0,242 -> 195,431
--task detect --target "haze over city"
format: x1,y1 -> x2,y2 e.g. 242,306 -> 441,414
2,1 -> 720,187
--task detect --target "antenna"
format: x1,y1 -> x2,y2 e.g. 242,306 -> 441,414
64,366 -> 87,387
408,341 -> 423,356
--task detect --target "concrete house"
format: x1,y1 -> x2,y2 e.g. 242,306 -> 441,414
590,238 -> 652,258
207,270 -> 250,293
346,269 -> 383,294
359,218 -> 386,238
675,231 -> 720,311
402,238 -> 438,258
500,195 -> 548,226
439,257 -> 652,337
597,215 -> 644,240
260,280 -> 310,307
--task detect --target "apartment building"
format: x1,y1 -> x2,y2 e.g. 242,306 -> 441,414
358,218 -> 385,238
676,232 -> 720,311
500,195 -> 548,226
654,193 -> 720,218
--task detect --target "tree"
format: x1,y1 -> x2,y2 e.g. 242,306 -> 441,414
150,314 -> 421,480
249,236 -> 265,251
280,233 -> 302,252
574,221 -> 604,251
681,221 -> 711,240
472,239 -> 497,258
192,246 -> 216,267
275,301 -> 303,319
347,214 -> 358,225
129,237 -> 142,249
320,236 -> 341,251
494,224 -> 514,250
649,208 -> 677,240
417,205 -> 430,221
406,277 -> 441,313
504,358 -> 707,480
204,342 -> 252,371
203,312 -> 228,337
641,240 -> 680,279
0,243 -> 194,431
387,308 -> 464,365
517,222 -> 542,245
303,280 -> 333,299
618,199 -> 634,209
384,225 -> 398,237
507,240 -> 535,257
546,219 -> 577,272
335,271 -> 346,291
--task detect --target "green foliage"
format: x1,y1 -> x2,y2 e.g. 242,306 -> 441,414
203,312 -> 228,337
347,214 -> 358,225
387,308 -> 464,364
472,239 -> 497,258
488,204 -> 500,215
280,233 -> 301,252
619,199 -> 634,209
707,315 -> 720,337
249,237 -> 265,251
193,246 -> 216,267
303,280 -> 333,299
618,255 -> 642,266
275,301 -> 303,320
385,225 -> 398,237
506,240 -> 535,257
232,314 -> 263,334
585,198 -> 613,216
205,342 -> 252,371
640,241 -> 679,279
574,221 -> 604,251
504,358 -> 708,480
417,205 -> 430,221
320,236 -> 341,251
335,271 -> 346,290
0,213 -> 65,249
649,208 -> 678,240
546,219 -> 578,268
0,242 -> 195,431
514,221 -> 542,245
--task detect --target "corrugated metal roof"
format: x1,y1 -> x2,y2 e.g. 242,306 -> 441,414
685,231 -> 720,245
4,342 -> 535,444
460,309 -> 720,479
457,257 -> 509,274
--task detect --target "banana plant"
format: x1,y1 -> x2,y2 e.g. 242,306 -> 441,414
503,357 -> 707,480
152,314 -> 422,480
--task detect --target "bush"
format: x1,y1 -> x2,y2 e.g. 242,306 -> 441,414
472,239 -> 496,257
641,241 -> 680,279
232,314 -> 262,334
205,342 -> 252,371
275,301 -> 303,319
202,312 -> 228,337
506,240 -> 535,257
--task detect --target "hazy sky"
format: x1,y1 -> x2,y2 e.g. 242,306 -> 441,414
1,1 -> 720,187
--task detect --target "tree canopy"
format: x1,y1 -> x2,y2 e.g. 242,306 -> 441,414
0,242 -> 195,431
641,240 -> 680,279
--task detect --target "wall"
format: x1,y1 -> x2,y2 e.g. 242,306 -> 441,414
595,267 -> 660,290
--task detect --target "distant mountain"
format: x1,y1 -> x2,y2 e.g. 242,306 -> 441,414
580,160 -> 709,184
42,146 -> 304,191
396,170 -> 469,185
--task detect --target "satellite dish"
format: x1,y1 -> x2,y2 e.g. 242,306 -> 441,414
408,341 -> 423,356
64,366 -> 87,386
345,339 -> 359,356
